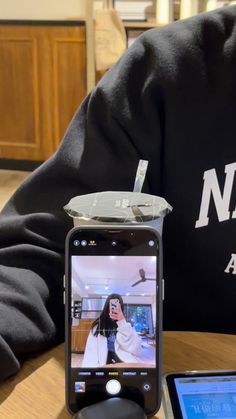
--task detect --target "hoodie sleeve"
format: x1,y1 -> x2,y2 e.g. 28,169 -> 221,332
116,319 -> 142,356
0,31 -> 166,381
1,4 -> 235,380
81,330 -> 99,368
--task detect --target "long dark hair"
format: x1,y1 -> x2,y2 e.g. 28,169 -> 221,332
91,294 -> 124,337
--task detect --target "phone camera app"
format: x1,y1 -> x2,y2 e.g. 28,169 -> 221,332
71,255 -> 157,370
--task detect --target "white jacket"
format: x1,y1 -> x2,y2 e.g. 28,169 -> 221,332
82,318 -> 143,367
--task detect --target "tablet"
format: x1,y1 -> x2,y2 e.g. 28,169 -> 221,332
162,370 -> 236,419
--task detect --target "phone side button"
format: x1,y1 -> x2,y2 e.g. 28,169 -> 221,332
63,290 -> 65,305
162,279 -> 165,300
63,274 -> 65,289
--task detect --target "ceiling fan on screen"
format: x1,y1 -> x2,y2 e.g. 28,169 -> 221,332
131,268 -> 155,287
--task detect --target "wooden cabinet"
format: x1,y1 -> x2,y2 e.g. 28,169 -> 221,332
0,21 -> 86,161
71,319 -> 94,353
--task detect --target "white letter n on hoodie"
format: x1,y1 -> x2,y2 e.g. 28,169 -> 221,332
195,162 -> 236,228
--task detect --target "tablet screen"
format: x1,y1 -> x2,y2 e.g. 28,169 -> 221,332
174,374 -> 236,418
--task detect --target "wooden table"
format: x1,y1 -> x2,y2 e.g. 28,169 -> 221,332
0,332 -> 236,419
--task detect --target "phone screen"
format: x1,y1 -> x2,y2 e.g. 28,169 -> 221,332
166,372 -> 236,419
65,226 -> 162,416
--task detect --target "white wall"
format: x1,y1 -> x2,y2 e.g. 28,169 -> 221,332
0,0 -> 86,20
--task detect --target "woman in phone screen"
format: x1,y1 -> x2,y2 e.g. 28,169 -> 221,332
82,294 -> 142,367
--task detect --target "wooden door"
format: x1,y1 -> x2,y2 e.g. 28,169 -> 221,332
0,22 -> 86,161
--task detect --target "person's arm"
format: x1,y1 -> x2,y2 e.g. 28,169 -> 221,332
116,319 -> 142,356
0,24 -> 168,381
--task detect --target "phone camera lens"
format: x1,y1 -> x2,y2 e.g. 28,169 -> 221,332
81,240 -> 87,247
148,240 -> 155,247
73,240 -> 80,246
111,241 -> 117,246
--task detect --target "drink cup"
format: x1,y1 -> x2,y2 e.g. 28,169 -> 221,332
64,191 -> 172,236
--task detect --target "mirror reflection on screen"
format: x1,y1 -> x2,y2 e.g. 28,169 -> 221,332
71,256 -> 157,369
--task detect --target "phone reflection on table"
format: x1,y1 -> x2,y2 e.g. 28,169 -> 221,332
71,256 -> 157,369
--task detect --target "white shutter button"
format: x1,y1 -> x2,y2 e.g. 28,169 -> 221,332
106,379 -> 121,395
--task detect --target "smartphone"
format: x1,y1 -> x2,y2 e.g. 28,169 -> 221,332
162,370 -> 236,419
109,298 -> 120,314
65,225 -> 163,417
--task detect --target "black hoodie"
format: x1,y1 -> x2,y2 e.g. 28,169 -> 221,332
1,6 -> 236,381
